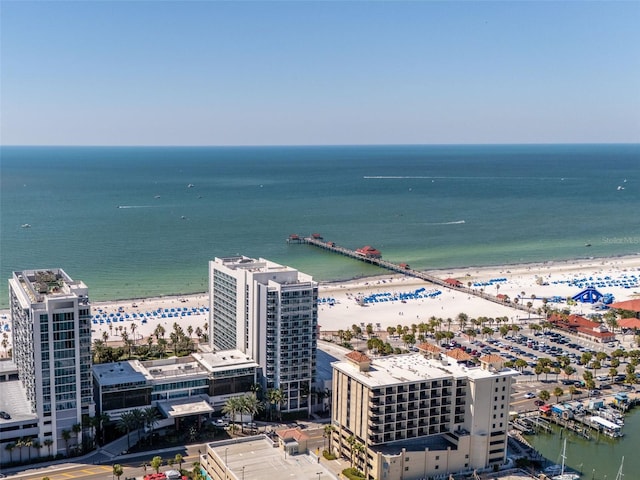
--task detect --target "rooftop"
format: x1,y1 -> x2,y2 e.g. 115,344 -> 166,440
11,268 -> 88,306
332,352 -> 517,388
207,436 -> 334,480
0,380 -> 38,423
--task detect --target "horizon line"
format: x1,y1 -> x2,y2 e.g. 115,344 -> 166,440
2,141 -> 639,148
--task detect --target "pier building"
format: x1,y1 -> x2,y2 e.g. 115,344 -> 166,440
208,256 -> 318,413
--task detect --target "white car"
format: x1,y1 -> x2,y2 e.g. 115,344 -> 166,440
524,392 -> 536,399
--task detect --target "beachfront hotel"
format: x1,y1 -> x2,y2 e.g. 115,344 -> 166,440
3,269 -> 94,459
209,256 -> 318,412
330,349 -> 518,480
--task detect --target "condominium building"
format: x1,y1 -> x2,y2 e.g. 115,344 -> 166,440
209,256 -> 318,412
7,269 -> 94,456
331,348 -> 517,480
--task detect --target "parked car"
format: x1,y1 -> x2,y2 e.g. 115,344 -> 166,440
524,392 -> 536,399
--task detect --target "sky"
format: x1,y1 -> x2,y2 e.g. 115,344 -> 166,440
1,1 -> 639,146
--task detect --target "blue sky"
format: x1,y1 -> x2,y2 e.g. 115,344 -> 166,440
2,1 -> 639,146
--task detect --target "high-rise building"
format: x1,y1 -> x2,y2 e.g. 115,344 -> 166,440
209,256 -> 318,412
8,269 -> 94,455
330,349 -> 517,480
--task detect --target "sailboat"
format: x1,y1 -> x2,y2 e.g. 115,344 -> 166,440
544,439 -> 581,480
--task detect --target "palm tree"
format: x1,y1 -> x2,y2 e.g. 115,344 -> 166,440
241,393 -> 263,427
61,429 -> 71,456
222,396 -> 244,433
553,387 -> 564,403
72,422 -> 82,450
5,442 -> 15,463
142,407 -> 160,444
266,388 -> 285,421
43,438 -> 53,457
352,442 -> 365,472
113,463 -> 124,480
174,453 -> 184,472
117,411 -> 138,451
31,439 -> 41,460
150,455 -> 163,473
323,425 -> 336,452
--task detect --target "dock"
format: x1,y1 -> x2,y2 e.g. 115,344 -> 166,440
291,233 -> 533,314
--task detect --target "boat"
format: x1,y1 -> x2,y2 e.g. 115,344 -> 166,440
187,183 -> 195,188
21,224 -> 31,228
154,195 -> 161,199
545,439 -> 581,480
585,243 -> 591,247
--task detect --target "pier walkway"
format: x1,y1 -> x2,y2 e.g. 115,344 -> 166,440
297,235 -> 533,315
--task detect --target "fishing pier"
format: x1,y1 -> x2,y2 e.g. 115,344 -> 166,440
289,233 -> 533,314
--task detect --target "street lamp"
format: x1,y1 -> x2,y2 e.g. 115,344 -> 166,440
242,466 -> 245,480
317,472 -> 323,480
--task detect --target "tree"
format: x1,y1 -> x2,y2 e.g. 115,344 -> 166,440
241,393 -> 263,426
266,388 -> 285,421
117,411 -> 138,451
538,390 -> 550,403
142,407 -> 160,444
174,453 -> 184,472
222,396 -> 244,432
43,438 -> 53,457
323,425 -> 336,452
553,387 -> 564,403
61,429 -> 72,456
150,455 -> 163,473
5,442 -> 15,463
112,464 -> 124,480
72,422 -> 82,449
568,385 -> 578,399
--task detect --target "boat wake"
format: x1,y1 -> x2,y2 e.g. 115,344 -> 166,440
117,205 -> 157,209
424,220 -> 465,225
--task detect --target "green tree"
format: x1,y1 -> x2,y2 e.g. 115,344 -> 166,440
150,455 -> 163,473
222,396 -> 244,432
43,438 -> 53,457
553,387 -> 564,403
61,429 -> 71,456
112,464 -> 124,480
568,385 -> 578,399
538,390 -> 551,403
174,453 -> 184,472
266,388 -> 285,421
5,442 -> 15,463
323,424 -> 336,452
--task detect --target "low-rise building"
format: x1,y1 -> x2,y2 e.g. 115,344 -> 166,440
92,350 -> 259,423
331,350 -> 517,480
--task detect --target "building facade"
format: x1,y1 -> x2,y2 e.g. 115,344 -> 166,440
93,350 -> 259,422
331,350 -> 517,480
8,269 -> 94,456
209,256 -> 318,412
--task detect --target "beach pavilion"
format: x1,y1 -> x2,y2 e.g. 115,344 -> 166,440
609,299 -> 640,318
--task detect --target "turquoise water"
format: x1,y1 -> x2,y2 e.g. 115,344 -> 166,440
1,144 -> 639,308
525,407 -> 640,478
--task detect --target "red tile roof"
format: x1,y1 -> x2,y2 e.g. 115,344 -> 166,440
276,427 -> 309,442
446,348 -> 472,361
444,278 -> 462,287
346,351 -> 371,363
549,314 -> 615,340
417,342 -> 442,353
480,354 -> 504,364
609,299 -> 640,313
619,318 -> 640,329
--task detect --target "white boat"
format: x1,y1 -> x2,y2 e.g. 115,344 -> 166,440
546,439 -> 581,480
21,223 -> 31,228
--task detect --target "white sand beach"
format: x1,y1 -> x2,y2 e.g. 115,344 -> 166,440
1,255 -> 639,354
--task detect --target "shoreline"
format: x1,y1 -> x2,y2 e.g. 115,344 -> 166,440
1,253 -> 639,353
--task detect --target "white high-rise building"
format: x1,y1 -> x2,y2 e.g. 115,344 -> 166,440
209,256 -> 318,412
8,269 -> 94,455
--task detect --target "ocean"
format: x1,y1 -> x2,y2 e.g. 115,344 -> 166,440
1,144 -> 638,308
